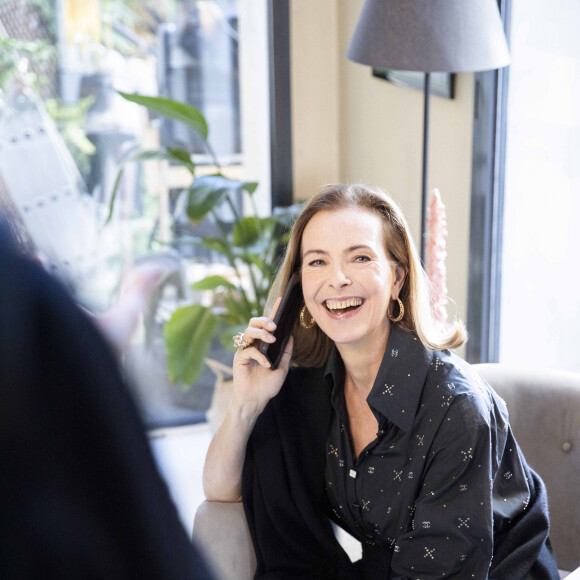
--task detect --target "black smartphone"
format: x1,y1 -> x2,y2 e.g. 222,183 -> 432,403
259,271 -> 303,369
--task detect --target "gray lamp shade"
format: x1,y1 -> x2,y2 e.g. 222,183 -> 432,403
347,0 -> 510,73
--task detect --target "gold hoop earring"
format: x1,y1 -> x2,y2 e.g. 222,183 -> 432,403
387,297 -> 404,323
300,305 -> 315,329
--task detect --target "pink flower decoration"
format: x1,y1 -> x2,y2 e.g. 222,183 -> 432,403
425,188 -> 448,323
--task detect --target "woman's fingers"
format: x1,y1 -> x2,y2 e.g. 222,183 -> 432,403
235,345 -> 272,369
244,317 -> 276,341
233,295 -> 288,375
242,302 -> 281,345
248,315 -> 277,329
243,325 -> 276,344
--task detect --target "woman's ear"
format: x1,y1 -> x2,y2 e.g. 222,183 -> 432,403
392,265 -> 407,299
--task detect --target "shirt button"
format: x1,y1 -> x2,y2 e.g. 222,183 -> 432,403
562,441 -> 572,452
349,469 -> 357,479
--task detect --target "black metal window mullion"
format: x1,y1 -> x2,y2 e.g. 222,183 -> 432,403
267,0 -> 293,208
466,0 -> 511,364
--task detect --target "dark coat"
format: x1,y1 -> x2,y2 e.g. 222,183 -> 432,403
0,235 -> 214,579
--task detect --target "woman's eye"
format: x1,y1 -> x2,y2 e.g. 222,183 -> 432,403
308,259 -> 325,267
354,255 -> 371,263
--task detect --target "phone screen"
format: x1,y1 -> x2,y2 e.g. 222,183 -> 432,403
259,271 -> 303,369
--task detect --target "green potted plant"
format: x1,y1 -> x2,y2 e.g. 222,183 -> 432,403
110,92 -> 303,388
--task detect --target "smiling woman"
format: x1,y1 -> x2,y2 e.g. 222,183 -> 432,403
203,184 -> 559,580
268,183 -> 465,368
300,207 -> 403,354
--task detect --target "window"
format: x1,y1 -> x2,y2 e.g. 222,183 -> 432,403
0,0 -> 281,427
468,0 -> 580,373
499,0 -> 580,372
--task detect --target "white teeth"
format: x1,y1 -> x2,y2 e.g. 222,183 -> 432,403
325,297 -> 363,310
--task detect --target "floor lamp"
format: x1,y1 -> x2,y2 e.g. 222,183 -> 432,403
347,0 -> 510,262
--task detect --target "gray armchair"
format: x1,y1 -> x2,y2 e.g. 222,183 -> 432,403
193,364 -> 580,579
475,364 -> 580,577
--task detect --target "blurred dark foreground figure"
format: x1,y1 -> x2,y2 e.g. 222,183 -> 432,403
0,228 -> 215,579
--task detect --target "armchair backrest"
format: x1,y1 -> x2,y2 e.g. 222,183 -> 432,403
474,363 -> 580,573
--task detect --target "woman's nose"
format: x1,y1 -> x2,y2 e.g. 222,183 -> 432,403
329,265 -> 351,288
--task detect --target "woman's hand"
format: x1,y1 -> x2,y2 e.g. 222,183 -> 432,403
232,298 -> 293,414
204,299 -> 293,502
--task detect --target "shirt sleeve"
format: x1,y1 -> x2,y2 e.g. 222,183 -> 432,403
389,394 -> 501,580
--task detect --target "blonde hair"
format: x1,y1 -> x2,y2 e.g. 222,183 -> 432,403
266,184 -> 467,367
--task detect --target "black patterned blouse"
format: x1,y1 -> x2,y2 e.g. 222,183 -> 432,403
324,326 -> 551,579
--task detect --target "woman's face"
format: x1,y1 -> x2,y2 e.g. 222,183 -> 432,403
300,207 -> 404,349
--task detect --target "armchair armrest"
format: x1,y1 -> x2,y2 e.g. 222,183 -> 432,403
193,500 -> 257,580
193,501 -> 580,579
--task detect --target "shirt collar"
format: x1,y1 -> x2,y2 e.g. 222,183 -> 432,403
323,325 -> 434,432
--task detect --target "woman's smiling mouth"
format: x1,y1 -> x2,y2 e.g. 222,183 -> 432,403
324,297 -> 364,316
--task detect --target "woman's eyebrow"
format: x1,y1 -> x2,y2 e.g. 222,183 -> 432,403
346,244 -> 373,253
302,244 -> 374,259
302,249 -> 328,259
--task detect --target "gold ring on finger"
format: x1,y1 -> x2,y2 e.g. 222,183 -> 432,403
233,332 -> 250,350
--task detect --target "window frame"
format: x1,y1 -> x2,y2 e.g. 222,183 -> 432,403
466,0 -> 512,364
267,0 -> 293,208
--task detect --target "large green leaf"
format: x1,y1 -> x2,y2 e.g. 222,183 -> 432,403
232,216 -> 260,246
191,275 -> 237,291
241,182 -> 259,195
185,175 -> 260,223
164,304 -> 217,385
118,92 -> 208,139
124,148 -> 196,174
186,175 -> 234,223
167,147 -> 196,174
234,216 -> 280,249
106,147 -> 195,223
187,190 -> 227,223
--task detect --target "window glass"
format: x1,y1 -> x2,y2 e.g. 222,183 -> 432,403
499,0 -> 580,371
0,0 -> 271,427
